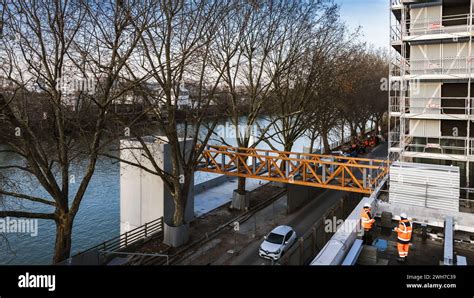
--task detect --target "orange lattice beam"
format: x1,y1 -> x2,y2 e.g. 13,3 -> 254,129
197,145 -> 389,194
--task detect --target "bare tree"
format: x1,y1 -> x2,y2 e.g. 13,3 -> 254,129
340,47 -> 388,140
102,0 -> 231,235
261,1 -> 341,153
0,0 -> 150,263
304,21 -> 362,153
212,0 -> 310,195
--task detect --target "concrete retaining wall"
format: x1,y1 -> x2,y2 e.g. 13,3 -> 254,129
286,184 -> 324,213
280,193 -> 361,265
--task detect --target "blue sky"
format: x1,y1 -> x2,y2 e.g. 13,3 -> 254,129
335,0 -> 389,50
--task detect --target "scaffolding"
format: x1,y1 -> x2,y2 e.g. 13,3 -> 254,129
389,0 -> 474,206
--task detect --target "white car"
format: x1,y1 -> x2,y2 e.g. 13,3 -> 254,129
259,225 -> 297,261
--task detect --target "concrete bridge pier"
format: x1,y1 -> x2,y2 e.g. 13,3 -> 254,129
231,190 -> 250,211
120,137 -> 194,248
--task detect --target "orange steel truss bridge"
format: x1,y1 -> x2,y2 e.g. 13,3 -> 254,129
197,145 -> 389,194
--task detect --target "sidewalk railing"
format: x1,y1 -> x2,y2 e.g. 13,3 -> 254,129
69,217 -> 164,264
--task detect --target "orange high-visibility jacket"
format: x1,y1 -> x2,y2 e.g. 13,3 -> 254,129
395,219 -> 412,244
360,208 -> 375,230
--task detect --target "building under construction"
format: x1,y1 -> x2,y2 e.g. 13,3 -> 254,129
389,0 -> 474,209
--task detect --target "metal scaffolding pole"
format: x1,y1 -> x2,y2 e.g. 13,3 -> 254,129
399,3 -> 407,161
388,0 -> 392,161
466,0 -> 473,208
388,0 -> 404,162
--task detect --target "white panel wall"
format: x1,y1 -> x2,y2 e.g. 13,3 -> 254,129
410,6 -> 442,31
410,120 -> 422,136
410,119 -> 440,137
411,44 -> 425,60
411,44 -> 441,60
120,139 -> 165,234
390,162 -> 460,212
139,143 -> 164,227
429,44 -> 442,60
410,44 -> 441,75
120,138 -> 195,235
412,42 -> 468,60
425,120 -> 441,136
426,6 -> 442,22
120,141 -> 144,234
410,82 -> 441,114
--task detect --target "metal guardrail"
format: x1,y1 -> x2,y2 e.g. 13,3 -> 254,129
72,217 -> 164,261
309,130 -> 377,154
391,57 -> 474,77
101,251 -> 170,265
390,96 -> 474,115
408,56 -> 474,76
404,136 -> 474,156
390,133 -> 474,157
328,135 -> 352,151
389,96 -> 408,113
392,13 -> 473,40
390,57 -> 409,76
388,131 -> 400,142
407,14 -> 473,36
391,25 -> 402,42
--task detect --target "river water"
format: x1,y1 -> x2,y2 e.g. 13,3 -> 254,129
0,118 -> 359,264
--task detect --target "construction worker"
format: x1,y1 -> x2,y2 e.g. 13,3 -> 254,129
364,139 -> 370,148
369,135 -> 376,147
394,213 -> 413,263
360,203 -> 375,244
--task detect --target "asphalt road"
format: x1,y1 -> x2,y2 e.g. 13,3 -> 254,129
230,142 -> 388,265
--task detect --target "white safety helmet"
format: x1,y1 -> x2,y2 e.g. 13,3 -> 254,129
363,203 -> 371,208
400,213 -> 407,219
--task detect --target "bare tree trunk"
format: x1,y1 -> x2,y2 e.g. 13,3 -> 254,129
308,129 -> 318,154
359,122 -> 366,137
53,217 -> 73,263
341,121 -> 345,142
284,142 -> 294,153
237,177 -> 246,195
172,177 -> 190,227
309,138 -> 315,154
350,124 -> 357,140
321,131 -> 331,154
279,142 -> 295,172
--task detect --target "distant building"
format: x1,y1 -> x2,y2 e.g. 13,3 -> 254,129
176,82 -> 194,109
